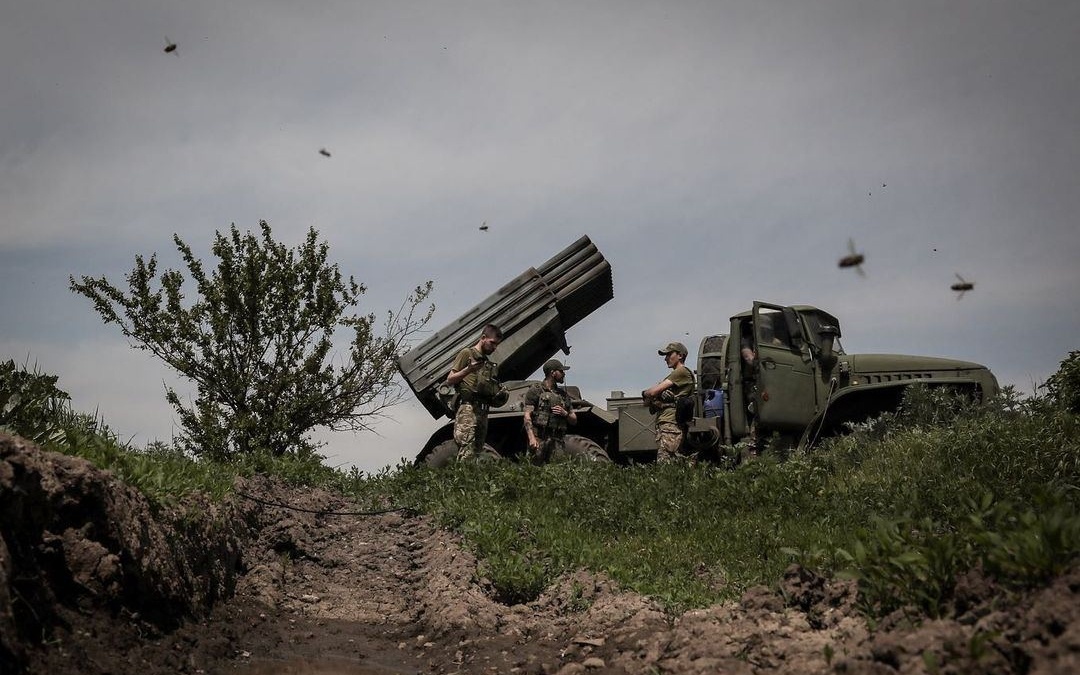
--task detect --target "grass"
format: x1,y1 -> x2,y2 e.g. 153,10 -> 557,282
5,354 -> 1080,618
348,386 -> 1080,614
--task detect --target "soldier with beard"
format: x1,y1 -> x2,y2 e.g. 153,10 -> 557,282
446,323 -> 504,460
523,359 -> 577,464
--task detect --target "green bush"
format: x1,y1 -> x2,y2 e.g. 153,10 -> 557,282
1043,349 -> 1080,413
1,359 -> 235,505
70,221 -> 433,460
0,358 -> 71,448
834,489 -> 1080,617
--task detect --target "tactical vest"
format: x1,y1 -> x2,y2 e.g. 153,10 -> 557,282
473,360 -> 500,400
656,364 -> 695,426
458,353 -> 501,403
531,385 -> 570,438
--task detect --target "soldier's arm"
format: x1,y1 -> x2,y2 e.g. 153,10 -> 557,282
523,404 -> 540,447
642,379 -> 674,400
565,406 -> 577,425
446,353 -> 483,385
550,395 -> 577,425
523,387 -> 541,443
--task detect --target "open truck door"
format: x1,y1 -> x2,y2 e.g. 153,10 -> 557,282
751,301 -> 818,432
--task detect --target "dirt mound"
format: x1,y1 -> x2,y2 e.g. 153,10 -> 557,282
3,433 -> 1079,674
1,433 -> 253,671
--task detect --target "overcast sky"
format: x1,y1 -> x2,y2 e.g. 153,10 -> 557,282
2,0 -> 1078,473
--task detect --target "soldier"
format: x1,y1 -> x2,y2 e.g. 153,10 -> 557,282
446,323 -> 504,460
523,359 -> 578,464
642,341 -> 696,463
740,316 -> 784,458
740,320 -> 757,367
738,320 -> 763,457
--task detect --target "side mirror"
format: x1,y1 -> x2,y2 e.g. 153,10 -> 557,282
818,325 -> 840,367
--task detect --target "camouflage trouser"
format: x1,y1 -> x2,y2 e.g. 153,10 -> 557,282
654,421 -> 685,463
746,420 -> 762,457
531,435 -> 566,465
745,382 -> 763,457
454,402 -> 490,460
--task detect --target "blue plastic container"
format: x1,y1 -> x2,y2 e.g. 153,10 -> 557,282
703,388 -> 725,419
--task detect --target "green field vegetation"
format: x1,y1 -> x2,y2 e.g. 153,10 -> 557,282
4,354 -> 1079,619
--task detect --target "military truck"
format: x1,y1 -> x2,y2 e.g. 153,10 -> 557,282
398,238 -> 999,466
397,235 -> 619,466
671,302 -> 999,460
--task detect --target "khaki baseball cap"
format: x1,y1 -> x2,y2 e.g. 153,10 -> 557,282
543,359 -> 570,374
658,342 -> 688,357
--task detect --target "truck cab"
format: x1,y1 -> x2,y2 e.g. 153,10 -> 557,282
695,302 -> 999,452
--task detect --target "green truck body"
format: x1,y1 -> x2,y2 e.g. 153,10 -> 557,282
678,302 -> 999,460
397,239 -> 999,465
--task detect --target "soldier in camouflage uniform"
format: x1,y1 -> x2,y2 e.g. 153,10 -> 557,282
446,323 -> 503,460
523,359 -> 577,464
641,341 -> 696,463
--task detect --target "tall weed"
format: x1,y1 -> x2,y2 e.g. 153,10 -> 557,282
1,358 -> 71,448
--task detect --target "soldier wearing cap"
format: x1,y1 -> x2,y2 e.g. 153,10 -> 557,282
642,341 -> 696,463
523,358 -> 578,464
446,323 -> 504,460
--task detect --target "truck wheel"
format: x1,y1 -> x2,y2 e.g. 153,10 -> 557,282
562,435 -> 612,463
423,440 -> 458,468
473,444 -> 503,462
423,440 -> 503,467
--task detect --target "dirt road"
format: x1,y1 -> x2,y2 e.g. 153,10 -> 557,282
3,434 -> 1078,674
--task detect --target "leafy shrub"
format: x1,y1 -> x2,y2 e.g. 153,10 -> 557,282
835,489 -> 1080,617
835,515 -> 961,617
0,358 -> 71,447
1,359 -> 234,504
1043,349 -> 1080,413
70,221 -> 434,460
894,383 -> 977,427
974,489 -> 1080,584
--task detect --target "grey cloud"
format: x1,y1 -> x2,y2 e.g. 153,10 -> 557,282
2,0 -> 1078,471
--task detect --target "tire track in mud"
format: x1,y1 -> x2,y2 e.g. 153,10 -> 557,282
223,482 -> 442,674
221,477 -> 659,674
7,438 -> 1080,675
154,480 -> 1080,675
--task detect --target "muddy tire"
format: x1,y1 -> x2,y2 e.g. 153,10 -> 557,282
423,440 -> 502,467
561,435 -> 612,462
472,444 -> 503,462
423,440 -> 459,468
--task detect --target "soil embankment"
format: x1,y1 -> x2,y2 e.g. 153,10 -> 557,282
2,433 -> 1078,674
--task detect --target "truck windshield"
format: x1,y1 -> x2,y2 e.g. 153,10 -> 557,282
757,309 -> 791,348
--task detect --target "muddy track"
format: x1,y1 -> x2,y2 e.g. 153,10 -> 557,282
3,434 -> 1079,674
